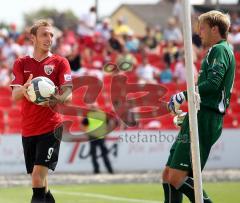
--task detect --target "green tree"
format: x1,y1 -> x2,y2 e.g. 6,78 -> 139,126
24,8 -> 79,30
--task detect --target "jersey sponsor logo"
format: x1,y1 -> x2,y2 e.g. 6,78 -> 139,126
64,74 -> 72,81
180,163 -> 189,167
44,65 -> 54,75
24,70 -> 31,73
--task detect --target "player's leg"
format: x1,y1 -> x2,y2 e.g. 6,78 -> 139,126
162,166 -> 183,203
44,177 -> 55,203
22,136 -> 46,203
34,126 -> 62,203
161,117 -> 190,203
99,138 -> 114,174
166,109 -> 220,203
31,165 -> 48,203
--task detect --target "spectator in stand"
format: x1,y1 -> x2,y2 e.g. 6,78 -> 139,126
89,32 -> 106,55
0,29 -> 7,48
17,27 -> 31,46
228,25 -> 240,51
230,11 -> 240,27
96,18 -> 112,41
141,26 -> 158,52
9,23 -> 19,41
124,31 -> 139,53
116,47 -> 137,70
21,37 -> 34,56
162,40 -> 179,66
0,62 -> 10,86
163,17 -> 183,44
136,57 -> 158,84
154,25 -> 163,43
172,0 -> 183,24
173,54 -> 198,84
114,16 -> 131,36
62,28 -> 77,47
2,36 -> 22,67
66,44 -> 82,75
54,36 -> 71,57
159,64 -> 173,84
77,6 -> 97,37
107,30 -> 124,53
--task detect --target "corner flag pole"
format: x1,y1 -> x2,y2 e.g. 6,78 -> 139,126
182,1 -> 203,203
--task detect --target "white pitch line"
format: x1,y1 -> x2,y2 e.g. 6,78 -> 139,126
53,190 -> 162,203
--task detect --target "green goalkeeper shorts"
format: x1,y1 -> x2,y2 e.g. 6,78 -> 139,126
166,106 -> 223,172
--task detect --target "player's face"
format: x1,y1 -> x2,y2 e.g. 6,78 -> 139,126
33,26 -> 54,52
198,22 -> 212,48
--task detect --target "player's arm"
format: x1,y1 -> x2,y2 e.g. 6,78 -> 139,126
46,57 -> 73,107
183,46 -> 228,100
169,46 -> 228,114
48,86 -> 72,106
12,74 -> 33,102
197,48 -> 227,96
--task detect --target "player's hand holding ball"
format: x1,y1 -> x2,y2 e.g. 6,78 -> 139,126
168,92 -> 185,115
26,76 -> 57,106
22,74 -> 33,101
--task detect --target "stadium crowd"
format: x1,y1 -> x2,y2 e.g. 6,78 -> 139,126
0,6 -> 240,133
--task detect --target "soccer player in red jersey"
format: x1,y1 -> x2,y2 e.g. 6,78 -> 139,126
10,20 -> 72,203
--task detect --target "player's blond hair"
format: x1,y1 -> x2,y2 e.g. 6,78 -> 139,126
198,10 -> 231,39
30,19 -> 52,36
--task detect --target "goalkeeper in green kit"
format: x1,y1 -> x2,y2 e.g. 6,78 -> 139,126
163,10 -> 236,203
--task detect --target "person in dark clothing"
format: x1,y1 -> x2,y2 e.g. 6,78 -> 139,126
81,110 -> 114,174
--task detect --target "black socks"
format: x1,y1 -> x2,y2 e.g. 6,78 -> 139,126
45,190 -> 55,203
163,182 -> 183,203
178,177 -> 212,203
31,187 -> 46,203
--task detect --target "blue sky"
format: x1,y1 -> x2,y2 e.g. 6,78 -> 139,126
0,0 -> 238,29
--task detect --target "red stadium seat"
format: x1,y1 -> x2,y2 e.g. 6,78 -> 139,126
0,110 -> 4,120
7,108 -> 22,118
164,82 -> 177,92
230,92 -> 238,103
0,87 -> 12,98
223,115 -> 238,128
62,115 -> 81,132
234,80 -> 240,90
0,121 -> 4,134
230,103 -> 240,115
159,115 -> 176,129
0,97 -> 13,109
6,119 -> 22,134
176,83 -> 187,91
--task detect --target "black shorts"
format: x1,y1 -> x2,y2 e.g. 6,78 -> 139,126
22,126 -> 63,174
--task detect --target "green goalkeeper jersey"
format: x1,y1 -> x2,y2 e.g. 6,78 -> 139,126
183,40 -> 236,113
197,40 -> 235,114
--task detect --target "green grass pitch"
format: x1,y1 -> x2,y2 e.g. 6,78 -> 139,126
1,182 -> 240,203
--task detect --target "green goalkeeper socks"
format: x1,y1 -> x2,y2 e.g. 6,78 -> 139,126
163,182 -> 183,203
178,177 -> 212,203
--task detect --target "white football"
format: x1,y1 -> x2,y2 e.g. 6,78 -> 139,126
27,76 -> 56,105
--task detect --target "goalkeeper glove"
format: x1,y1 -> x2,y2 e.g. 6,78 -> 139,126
168,92 -> 185,115
173,112 -> 187,127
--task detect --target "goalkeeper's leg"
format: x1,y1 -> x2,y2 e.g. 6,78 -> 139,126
167,168 -> 212,203
162,167 -> 183,203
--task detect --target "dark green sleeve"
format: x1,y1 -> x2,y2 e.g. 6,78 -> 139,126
198,46 -> 228,96
183,45 -> 229,100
